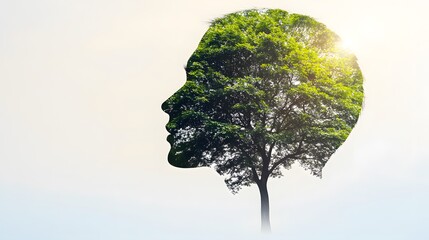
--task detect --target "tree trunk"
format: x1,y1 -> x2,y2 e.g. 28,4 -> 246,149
258,181 -> 271,233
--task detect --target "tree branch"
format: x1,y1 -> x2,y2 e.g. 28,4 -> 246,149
251,166 -> 260,184
268,140 -> 304,175
274,96 -> 300,133
267,141 -> 276,160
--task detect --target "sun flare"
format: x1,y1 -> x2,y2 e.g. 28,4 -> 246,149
336,16 -> 384,54
339,37 -> 357,52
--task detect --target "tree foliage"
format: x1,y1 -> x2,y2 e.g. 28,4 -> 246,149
162,9 -> 363,193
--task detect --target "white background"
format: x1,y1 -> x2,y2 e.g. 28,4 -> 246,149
1,0 -> 428,239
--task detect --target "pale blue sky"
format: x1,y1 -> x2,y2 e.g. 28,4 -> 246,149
1,0 -> 428,239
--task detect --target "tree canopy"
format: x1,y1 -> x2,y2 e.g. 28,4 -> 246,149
162,9 -> 363,194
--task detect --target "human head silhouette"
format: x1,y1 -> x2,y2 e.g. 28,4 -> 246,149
161,9 -> 363,192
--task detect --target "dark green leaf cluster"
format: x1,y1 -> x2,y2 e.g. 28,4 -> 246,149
162,9 -> 364,193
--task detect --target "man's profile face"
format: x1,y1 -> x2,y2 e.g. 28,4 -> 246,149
161,61 -> 205,168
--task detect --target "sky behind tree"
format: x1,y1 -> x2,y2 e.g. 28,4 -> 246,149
0,0 -> 428,239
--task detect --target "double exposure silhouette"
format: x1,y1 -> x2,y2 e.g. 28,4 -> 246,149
162,9 -> 364,232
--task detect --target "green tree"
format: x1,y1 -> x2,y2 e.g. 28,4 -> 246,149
162,9 -> 363,232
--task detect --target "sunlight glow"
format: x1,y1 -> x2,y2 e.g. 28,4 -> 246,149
339,37 -> 357,52
336,16 -> 384,53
